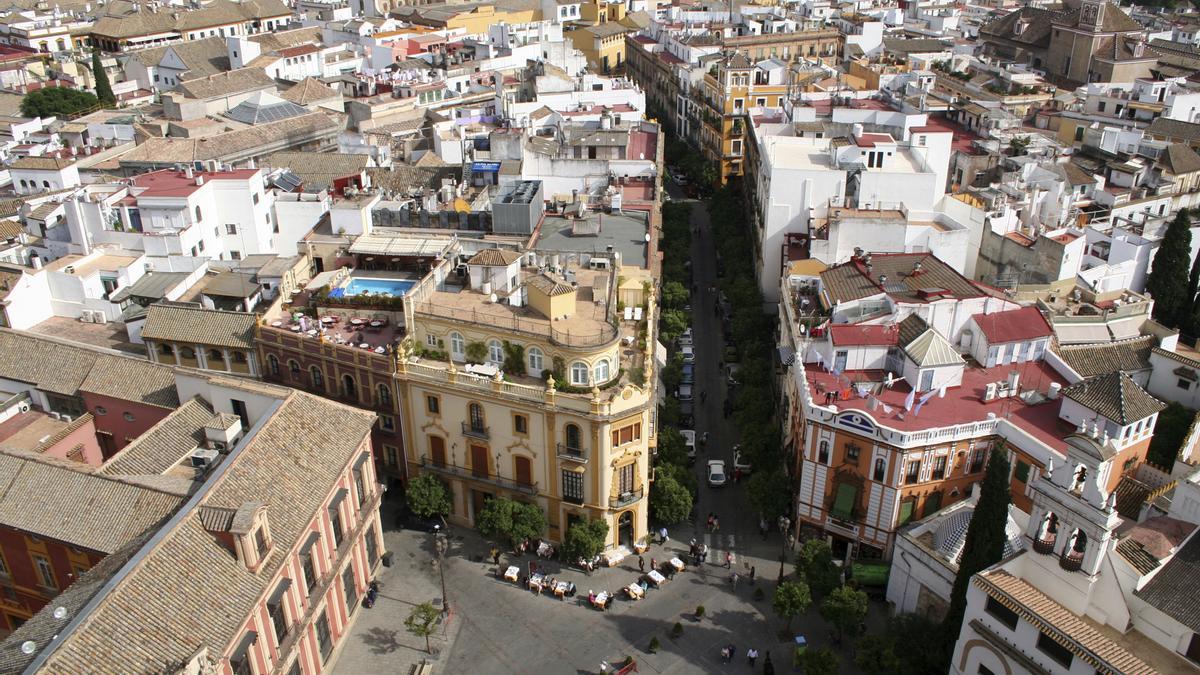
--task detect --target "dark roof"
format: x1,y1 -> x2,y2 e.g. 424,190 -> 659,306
819,253 -> 982,305
972,306 -> 1052,344
882,38 -> 951,54
1062,371 -> 1166,425
897,314 -> 929,348
202,271 -> 260,298
109,271 -> 189,303
979,7 -> 1056,48
1160,143 -> 1200,175
1053,335 -> 1154,378
1136,530 -> 1200,631
1051,2 -> 1143,33
1147,117 -> 1200,143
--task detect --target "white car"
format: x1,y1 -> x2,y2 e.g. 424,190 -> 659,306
677,384 -> 694,401
681,327 -> 693,342
681,345 -> 695,363
707,460 -> 727,488
726,363 -> 740,387
733,446 -> 752,474
681,429 -> 696,461
678,334 -> 694,348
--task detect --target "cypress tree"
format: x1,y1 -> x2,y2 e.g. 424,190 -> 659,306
91,49 -> 115,107
1146,210 -> 1193,329
941,447 -> 1012,655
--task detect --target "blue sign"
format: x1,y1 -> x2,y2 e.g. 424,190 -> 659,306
837,411 -> 876,435
472,161 -> 501,172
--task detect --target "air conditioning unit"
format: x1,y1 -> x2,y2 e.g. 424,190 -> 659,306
78,311 -> 93,323
60,415 -> 72,423
17,402 -> 30,413
94,314 -> 107,325
191,447 -> 220,468
207,440 -> 227,453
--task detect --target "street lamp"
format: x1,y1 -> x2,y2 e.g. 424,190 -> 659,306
434,531 -> 449,615
777,515 -> 791,581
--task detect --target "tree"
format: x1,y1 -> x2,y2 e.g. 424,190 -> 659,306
662,281 -> 689,309
650,471 -> 692,524
404,602 -> 440,653
475,497 -> 546,548
465,341 -> 488,364
943,447 -> 1012,644
562,518 -> 609,564
797,647 -> 840,675
655,426 -> 689,467
406,473 -> 450,519
1006,135 -> 1031,157
501,340 -> 525,377
820,586 -> 869,642
747,470 -> 790,522
91,49 -> 115,106
20,87 -> 99,118
659,309 -> 690,342
1146,210 -> 1193,328
772,580 -> 811,631
795,539 -> 841,598
1149,401 -> 1194,469
855,634 -> 901,674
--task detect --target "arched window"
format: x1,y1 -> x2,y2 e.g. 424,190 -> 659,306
310,366 -> 324,389
194,205 -> 202,222
207,348 -> 223,364
468,402 -> 485,433
487,339 -> 503,365
528,347 -> 544,375
565,423 -> 582,451
449,332 -> 465,359
231,351 -> 247,364
266,354 -> 279,375
158,343 -> 173,358
873,458 -> 885,482
570,361 -> 589,386
179,346 -> 196,360
342,374 -> 357,400
593,358 -> 611,384
42,181 -> 49,189
288,360 -> 300,379
377,383 -> 392,407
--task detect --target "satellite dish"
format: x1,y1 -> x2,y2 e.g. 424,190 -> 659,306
53,606 -> 68,620
20,641 -> 36,655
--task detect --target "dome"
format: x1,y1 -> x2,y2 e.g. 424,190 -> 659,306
932,505 -> 1025,564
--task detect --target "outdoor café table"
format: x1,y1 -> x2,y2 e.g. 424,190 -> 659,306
359,343 -> 370,349
503,566 -> 519,583
271,320 -> 283,327
669,557 -> 685,572
320,316 -> 335,324
553,581 -> 570,598
529,573 -> 545,593
592,591 -> 609,609
537,541 -> 554,558
369,320 -> 383,328
646,569 -> 666,587
624,583 -> 644,600
350,318 -> 365,326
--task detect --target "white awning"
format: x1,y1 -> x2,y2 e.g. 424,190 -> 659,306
349,233 -> 455,257
1053,322 -> 1111,345
305,270 -> 339,290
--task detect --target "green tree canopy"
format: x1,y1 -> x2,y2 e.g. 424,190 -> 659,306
406,473 -> 451,519
747,470 -> 790,523
796,539 -> 841,598
404,602 -> 441,653
772,579 -> 811,631
797,647 -> 840,675
20,87 -> 99,118
91,49 -> 115,106
1146,209 -> 1194,328
649,471 -> 693,525
475,497 -> 546,547
562,518 -> 609,563
855,634 -> 901,675
1149,401 -> 1194,469
662,281 -> 689,310
659,309 -> 690,343
655,426 -> 690,467
943,447 -> 1012,649
657,460 -> 697,497
820,586 -> 869,642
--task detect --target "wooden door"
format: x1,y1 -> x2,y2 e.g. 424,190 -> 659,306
515,456 -> 532,487
471,445 -> 489,478
430,436 -> 446,467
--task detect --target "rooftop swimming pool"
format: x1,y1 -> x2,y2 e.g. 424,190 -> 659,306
332,277 -> 416,298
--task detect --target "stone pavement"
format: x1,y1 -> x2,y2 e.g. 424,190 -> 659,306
334,507 -> 882,675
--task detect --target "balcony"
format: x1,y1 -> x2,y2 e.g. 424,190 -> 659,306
563,493 -> 585,506
557,443 -> 588,463
610,487 -> 644,508
461,422 -> 490,440
1033,536 -> 1056,555
421,457 -> 538,495
1059,550 -> 1084,572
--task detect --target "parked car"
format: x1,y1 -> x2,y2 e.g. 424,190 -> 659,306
726,363 -> 740,387
680,345 -> 695,363
707,460 -> 727,488
398,508 -> 443,533
678,334 -> 694,348
681,429 -> 696,463
681,363 -> 695,384
680,400 -> 695,427
733,446 -> 752,474
724,345 -> 739,363
678,384 -> 694,401
681,327 -> 693,341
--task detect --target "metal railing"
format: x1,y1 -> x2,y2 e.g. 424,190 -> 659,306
461,422 -> 490,440
1033,536 -> 1056,555
557,443 -> 588,463
420,457 -> 538,495
610,487 -> 644,508
1059,550 -> 1084,572
413,303 -> 619,349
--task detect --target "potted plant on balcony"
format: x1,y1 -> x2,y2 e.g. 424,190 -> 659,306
465,341 -> 488,364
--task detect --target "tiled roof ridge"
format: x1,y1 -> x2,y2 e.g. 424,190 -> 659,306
31,412 -> 94,454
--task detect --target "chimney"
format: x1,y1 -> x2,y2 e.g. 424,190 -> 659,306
184,164 -> 194,179
196,175 -> 205,186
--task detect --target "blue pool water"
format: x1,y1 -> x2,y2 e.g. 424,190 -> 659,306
341,278 -> 416,297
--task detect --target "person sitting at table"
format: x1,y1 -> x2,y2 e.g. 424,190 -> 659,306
566,582 -> 577,597
588,590 -> 596,604
639,579 -> 649,591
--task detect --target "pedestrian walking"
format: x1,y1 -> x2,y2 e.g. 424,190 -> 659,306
700,544 -> 708,564
759,517 -> 768,540
763,652 -> 775,675
713,516 -> 720,533
728,644 -> 737,663
720,646 -> 731,663
730,572 -> 738,589
700,390 -> 707,404
748,648 -> 758,667
660,526 -> 669,545
651,557 -> 657,572
725,551 -> 733,569
491,547 -> 500,565
734,468 -> 742,483
638,555 -> 645,572
706,513 -> 714,531
750,566 -> 756,582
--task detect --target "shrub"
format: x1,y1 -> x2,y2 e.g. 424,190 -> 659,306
671,622 -> 683,638
648,636 -> 660,653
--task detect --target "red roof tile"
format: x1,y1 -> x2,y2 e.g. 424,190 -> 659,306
972,306 -> 1052,344
829,324 -> 898,346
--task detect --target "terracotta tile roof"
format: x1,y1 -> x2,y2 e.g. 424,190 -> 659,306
820,253 -> 982,305
118,111 -> 342,164
0,451 -> 184,554
1054,336 -> 1155,379
33,391 -> 376,674
0,329 -> 107,396
97,397 -> 214,476
527,273 -> 574,297
80,353 -> 180,409
1136,529 -> 1200,631
1116,537 -> 1162,575
977,569 -> 1156,675
1148,117 -> 1200,143
177,67 -> 275,100
1161,142 -> 1200,175
280,77 -> 339,105
1153,346 -> 1200,368
11,155 -> 75,170
972,306 -> 1052,344
140,304 -> 257,349
1062,371 -> 1166,425
468,248 -> 522,266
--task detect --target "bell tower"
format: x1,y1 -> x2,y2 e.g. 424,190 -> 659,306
1079,0 -> 1105,30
